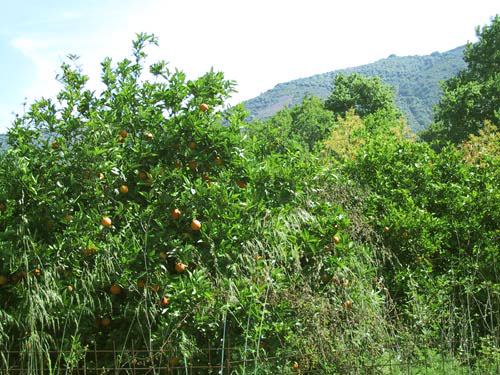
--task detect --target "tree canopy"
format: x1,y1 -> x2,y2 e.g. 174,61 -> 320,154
325,73 -> 401,118
423,15 -> 500,144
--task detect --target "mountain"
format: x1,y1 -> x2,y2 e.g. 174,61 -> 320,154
243,46 -> 466,132
0,134 -> 6,151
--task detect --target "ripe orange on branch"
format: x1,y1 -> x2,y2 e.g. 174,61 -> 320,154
199,103 -> 209,112
169,357 -> 180,367
101,217 -> 112,227
333,235 -> 341,244
137,279 -> 146,289
171,208 -> 181,219
101,317 -> 111,327
191,219 -> 201,231
175,262 -> 186,273
119,185 -> 129,193
188,161 -> 197,171
161,296 -> 169,306
110,284 -> 122,295
120,130 -> 128,138
83,247 -> 97,256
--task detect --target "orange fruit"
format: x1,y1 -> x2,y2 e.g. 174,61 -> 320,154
120,130 -> 128,138
66,285 -> 74,293
344,300 -> 353,309
175,262 -> 186,273
402,232 -> 409,239
0,275 -> 7,286
333,235 -> 340,244
188,161 -> 197,171
161,296 -> 169,306
101,217 -> 112,227
171,208 -> 181,219
293,361 -> 299,369
188,141 -> 197,150
150,285 -> 160,293
191,219 -> 201,231
119,185 -> 129,193
101,317 -> 111,327
0,203 -> 6,212
199,103 -> 209,112
145,132 -> 154,141
117,136 -> 124,143
83,247 -> 97,256
110,284 -> 122,295
51,141 -> 59,150
255,255 -> 263,260
137,279 -> 146,289
33,268 -> 42,277
384,226 -> 390,232
98,172 -> 105,180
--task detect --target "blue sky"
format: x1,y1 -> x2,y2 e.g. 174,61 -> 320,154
0,0 -> 499,133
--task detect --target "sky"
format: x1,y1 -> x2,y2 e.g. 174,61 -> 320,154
0,0 -> 498,133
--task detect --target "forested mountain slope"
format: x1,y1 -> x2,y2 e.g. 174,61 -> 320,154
243,46 -> 466,131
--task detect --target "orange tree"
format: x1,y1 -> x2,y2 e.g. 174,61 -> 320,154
345,130 -> 500,354
0,34 -> 395,373
0,33 -> 253,358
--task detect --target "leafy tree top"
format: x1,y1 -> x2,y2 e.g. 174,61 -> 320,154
325,73 -> 401,118
426,15 -> 500,144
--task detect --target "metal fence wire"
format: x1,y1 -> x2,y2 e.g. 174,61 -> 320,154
0,343 -> 499,375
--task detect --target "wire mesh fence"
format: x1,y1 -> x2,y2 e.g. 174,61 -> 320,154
1,343 -> 499,375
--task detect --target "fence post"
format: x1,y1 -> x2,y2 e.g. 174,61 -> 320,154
226,337 -> 230,375
94,342 -> 98,375
131,341 -> 136,375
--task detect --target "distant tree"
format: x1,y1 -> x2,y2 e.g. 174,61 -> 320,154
325,73 -> 401,118
424,15 -> 500,144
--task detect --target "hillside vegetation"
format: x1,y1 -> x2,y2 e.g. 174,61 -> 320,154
244,46 -> 466,132
0,15 -> 499,375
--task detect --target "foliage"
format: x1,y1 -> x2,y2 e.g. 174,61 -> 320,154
423,15 -> 500,144
323,108 -> 410,164
243,46 -> 466,132
0,33 -> 398,374
325,73 -> 401,118
246,95 -> 334,155
344,133 -> 499,353
1,17 -> 499,373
